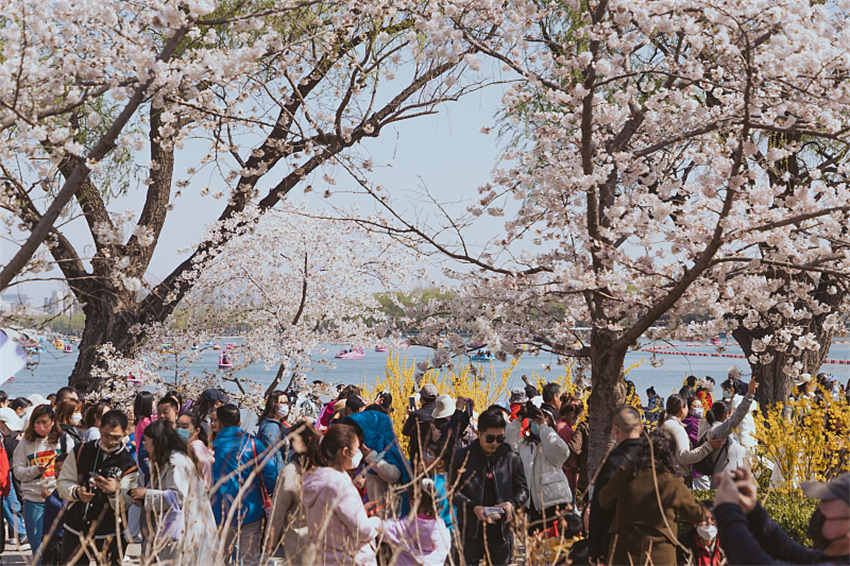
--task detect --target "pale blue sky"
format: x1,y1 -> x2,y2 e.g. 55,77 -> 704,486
4,79 -> 509,303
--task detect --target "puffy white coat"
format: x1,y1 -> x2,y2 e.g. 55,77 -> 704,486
506,420 -> 572,512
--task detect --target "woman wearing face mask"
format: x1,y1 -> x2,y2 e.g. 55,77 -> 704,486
257,390 -> 291,473
684,397 -> 711,490
506,401 -> 572,534
53,399 -> 84,455
129,420 -> 216,564
264,421 -> 319,560
301,423 -> 381,566
683,501 -> 724,566
12,404 -> 62,560
175,413 -> 213,487
702,399 -> 754,487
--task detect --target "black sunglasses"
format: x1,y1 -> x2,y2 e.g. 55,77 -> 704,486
484,434 -> 505,444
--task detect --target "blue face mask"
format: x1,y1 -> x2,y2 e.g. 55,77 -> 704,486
176,428 -> 191,442
529,422 -> 540,437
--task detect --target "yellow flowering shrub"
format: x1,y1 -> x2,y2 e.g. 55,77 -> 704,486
363,351 -> 514,450
754,389 -> 850,485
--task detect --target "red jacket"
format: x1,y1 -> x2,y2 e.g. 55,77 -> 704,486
0,436 -> 10,496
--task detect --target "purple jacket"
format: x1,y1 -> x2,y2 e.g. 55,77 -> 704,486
381,515 -> 451,566
302,466 -> 380,566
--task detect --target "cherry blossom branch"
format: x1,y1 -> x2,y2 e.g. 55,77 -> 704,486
0,24 -> 190,291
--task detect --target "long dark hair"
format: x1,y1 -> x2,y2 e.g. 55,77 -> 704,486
133,391 -> 155,422
24,405 -> 54,442
143,420 -> 188,470
665,394 -> 685,421
629,429 -> 682,477
260,390 -> 286,421
706,400 -> 729,425
83,401 -> 109,428
287,420 -> 320,470
307,423 -> 359,468
180,412 -> 209,446
54,400 -> 81,427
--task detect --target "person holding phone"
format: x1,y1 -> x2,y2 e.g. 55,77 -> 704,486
57,410 -> 138,566
12,404 -> 61,562
450,407 -> 528,566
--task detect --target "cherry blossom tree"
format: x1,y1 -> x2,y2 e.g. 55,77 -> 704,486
0,0 -> 487,389
94,206 -> 412,408
363,0 -> 850,472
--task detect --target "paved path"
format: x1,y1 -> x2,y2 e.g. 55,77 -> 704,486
1,542 -> 141,565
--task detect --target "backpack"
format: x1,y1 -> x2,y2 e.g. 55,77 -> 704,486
692,434 -> 729,477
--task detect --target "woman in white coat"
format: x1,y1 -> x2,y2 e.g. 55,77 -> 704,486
506,402 -> 572,531
129,420 -> 217,564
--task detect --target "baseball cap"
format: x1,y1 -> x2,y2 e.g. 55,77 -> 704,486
802,473 -> 850,503
201,388 -> 228,404
509,388 -> 528,405
420,384 -> 438,400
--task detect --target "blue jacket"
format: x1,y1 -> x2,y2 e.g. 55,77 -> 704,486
344,410 -> 411,486
433,473 -> 454,531
345,410 -> 412,515
256,418 -> 287,472
212,426 -> 279,525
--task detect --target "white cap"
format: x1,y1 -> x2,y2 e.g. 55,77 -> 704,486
794,373 -> 812,387
0,407 -> 24,431
26,394 -> 49,407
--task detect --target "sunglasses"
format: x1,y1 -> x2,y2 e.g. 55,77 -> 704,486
484,434 -> 505,444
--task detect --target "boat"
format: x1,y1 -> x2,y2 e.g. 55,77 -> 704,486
375,346 -> 387,352
469,350 -> 493,362
218,352 -> 233,368
63,344 -> 73,354
335,346 -> 365,359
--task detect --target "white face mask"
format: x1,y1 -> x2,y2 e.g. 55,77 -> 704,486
71,413 -> 83,426
696,524 -> 717,543
276,403 -> 289,418
349,448 -> 363,470
692,408 -> 704,418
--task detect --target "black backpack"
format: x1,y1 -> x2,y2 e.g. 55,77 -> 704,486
692,433 -> 729,477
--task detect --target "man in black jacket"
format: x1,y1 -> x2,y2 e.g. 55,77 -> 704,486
587,405 -> 643,563
402,384 -> 438,462
57,410 -> 138,566
714,468 -> 849,565
452,407 -> 528,566
540,382 -> 562,426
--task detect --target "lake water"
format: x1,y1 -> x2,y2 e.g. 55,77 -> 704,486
10,340 -> 850,405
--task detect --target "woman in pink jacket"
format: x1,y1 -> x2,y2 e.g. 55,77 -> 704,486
302,423 -> 381,566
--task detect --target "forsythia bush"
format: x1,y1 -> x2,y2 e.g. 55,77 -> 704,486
754,390 -> 850,485
364,351 -> 514,450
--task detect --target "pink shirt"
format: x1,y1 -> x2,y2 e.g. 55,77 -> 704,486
302,466 -> 380,566
134,415 -> 155,462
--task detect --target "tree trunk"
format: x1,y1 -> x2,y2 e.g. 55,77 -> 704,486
69,290 -> 139,393
731,274 -> 843,410
586,330 -> 628,475
734,324 -> 834,410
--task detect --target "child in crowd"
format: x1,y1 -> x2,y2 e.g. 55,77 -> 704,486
683,500 -> 725,566
380,478 -> 451,566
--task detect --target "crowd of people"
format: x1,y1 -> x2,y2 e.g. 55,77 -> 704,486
0,369 -> 844,565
